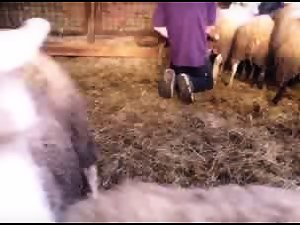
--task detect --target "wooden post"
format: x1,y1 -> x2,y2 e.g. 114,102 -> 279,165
157,41 -> 166,67
87,2 -> 96,43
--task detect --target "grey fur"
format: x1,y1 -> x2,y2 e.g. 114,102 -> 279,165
63,181 -> 300,223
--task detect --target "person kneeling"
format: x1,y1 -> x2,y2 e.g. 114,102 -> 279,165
153,2 -> 217,104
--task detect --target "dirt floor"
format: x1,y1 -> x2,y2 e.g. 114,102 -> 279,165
57,56 -> 300,191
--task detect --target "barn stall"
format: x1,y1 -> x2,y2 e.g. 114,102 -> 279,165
1,2 -> 299,190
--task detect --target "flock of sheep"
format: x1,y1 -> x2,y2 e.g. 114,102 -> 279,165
0,6 -> 300,223
208,2 -> 300,104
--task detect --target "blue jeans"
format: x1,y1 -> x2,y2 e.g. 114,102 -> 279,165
170,59 -> 213,93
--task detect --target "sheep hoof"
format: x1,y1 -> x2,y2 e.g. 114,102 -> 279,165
250,80 -> 256,88
271,94 -> 282,105
239,73 -> 247,81
271,98 -> 279,105
257,82 -> 264,90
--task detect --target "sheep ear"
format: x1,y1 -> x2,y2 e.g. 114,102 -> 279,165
214,34 -> 220,41
0,18 -> 51,73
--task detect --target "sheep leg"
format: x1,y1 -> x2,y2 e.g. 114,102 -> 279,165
256,68 -> 265,90
249,64 -> 258,87
246,60 -> 254,80
239,61 -> 248,81
213,54 -> 223,85
85,165 -> 99,199
248,64 -> 255,83
272,80 -> 289,105
209,50 -> 217,66
228,60 -> 239,88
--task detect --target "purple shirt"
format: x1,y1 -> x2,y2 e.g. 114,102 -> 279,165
153,2 -> 217,67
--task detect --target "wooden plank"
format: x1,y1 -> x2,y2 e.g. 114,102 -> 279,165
43,41 -> 158,58
44,35 -> 159,57
92,30 -> 156,36
87,2 -> 96,43
157,42 -> 165,66
62,2 -> 86,35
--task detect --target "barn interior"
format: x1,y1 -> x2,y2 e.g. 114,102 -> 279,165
1,2 -> 299,191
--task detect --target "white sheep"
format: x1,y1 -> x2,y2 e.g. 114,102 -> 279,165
231,2 -> 261,14
63,180 -> 300,222
209,4 -> 256,86
18,31 -> 100,217
0,18 -> 55,222
270,3 -> 300,52
21,51 -> 99,200
227,14 -> 274,88
0,17 -> 99,221
269,4 -> 300,104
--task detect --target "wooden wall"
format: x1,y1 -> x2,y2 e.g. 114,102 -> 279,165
0,2 -> 161,58
48,2 -> 160,58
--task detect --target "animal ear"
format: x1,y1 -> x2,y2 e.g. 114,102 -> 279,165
210,33 -> 220,42
23,18 -> 51,49
0,17 -> 51,73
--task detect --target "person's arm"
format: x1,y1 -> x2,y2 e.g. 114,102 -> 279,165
153,3 -> 168,38
206,2 -> 217,34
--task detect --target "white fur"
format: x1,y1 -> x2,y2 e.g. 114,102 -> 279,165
0,17 -> 54,222
0,138 -> 54,222
0,75 -> 38,137
0,64 -> 53,222
231,2 -> 261,15
288,9 -> 300,19
0,18 -> 50,73
284,2 -> 300,6
229,60 -> 239,88
85,165 -> 99,199
213,54 -> 223,84
211,4 -> 257,85
220,4 -> 256,26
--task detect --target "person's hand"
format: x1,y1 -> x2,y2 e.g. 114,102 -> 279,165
206,25 -> 219,42
154,27 -> 168,39
206,25 -> 215,34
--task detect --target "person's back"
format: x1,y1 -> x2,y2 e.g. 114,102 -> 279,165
154,3 -> 216,67
153,2 -> 217,104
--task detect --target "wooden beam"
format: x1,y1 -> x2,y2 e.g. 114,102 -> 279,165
87,2 -> 96,43
43,41 -> 158,58
157,41 -> 166,66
